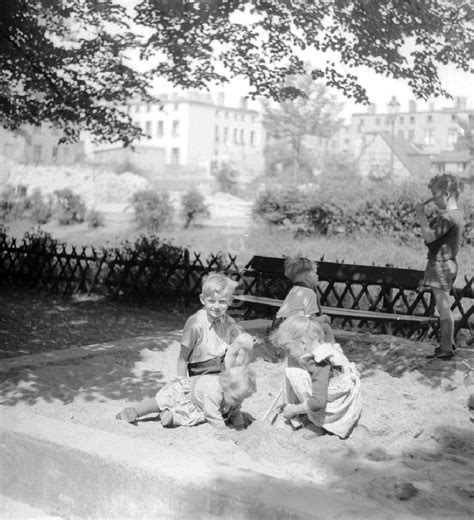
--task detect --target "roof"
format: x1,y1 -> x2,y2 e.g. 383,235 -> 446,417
365,132 -> 431,176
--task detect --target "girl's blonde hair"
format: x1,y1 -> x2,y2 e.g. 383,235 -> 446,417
219,366 -> 257,401
284,257 -> 316,281
270,315 -> 324,355
201,272 -> 238,298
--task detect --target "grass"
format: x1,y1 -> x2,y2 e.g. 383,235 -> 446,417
5,219 -> 473,282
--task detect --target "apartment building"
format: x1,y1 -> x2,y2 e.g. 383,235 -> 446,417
329,96 -> 473,158
0,124 -> 84,165
127,90 -> 265,176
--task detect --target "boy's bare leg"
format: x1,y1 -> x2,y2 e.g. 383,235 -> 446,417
432,287 -> 454,357
225,333 -> 254,369
117,398 -> 160,423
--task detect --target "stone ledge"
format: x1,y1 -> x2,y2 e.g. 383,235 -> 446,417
0,407 -> 385,519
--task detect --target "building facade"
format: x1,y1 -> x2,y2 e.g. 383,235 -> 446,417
0,125 -> 84,165
328,96 -> 474,162
126,90 -> 266,177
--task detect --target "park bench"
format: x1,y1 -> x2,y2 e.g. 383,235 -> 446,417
233,255 -> 444,339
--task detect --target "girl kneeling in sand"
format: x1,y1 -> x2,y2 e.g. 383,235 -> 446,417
116,365 -> 256,430
270,315 -> 361,439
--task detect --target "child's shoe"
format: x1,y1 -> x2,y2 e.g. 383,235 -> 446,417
160,410 -> 173,427
116,407 -> 139,423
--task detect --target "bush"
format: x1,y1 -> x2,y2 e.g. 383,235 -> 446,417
254,179 -> 472,245
215,165 -> 240,195
0,187 -> 16,221
87,209 -> 105,228
180,189 -> 210,228
28,188 -> 52,224
54,188 -> 86,225
131,189 -> 174,232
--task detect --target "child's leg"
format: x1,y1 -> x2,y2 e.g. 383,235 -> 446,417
117,397 -> 161,423
224,333 -> 254,369
432,287 -> 454,356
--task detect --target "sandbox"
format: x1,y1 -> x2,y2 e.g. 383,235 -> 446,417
0,330 -> 473,519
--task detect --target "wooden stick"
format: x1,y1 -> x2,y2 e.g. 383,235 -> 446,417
401,196 -> 437,218
261,387 -> 284,422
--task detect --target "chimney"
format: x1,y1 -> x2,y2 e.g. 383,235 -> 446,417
367,103 -> 376,114
217,91 -> 225,106
409,100 -> 417,113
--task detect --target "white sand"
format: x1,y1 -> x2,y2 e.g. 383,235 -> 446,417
1,333 -> 473,519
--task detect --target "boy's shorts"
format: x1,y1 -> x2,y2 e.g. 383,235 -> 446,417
187,355 -> 225,377
422,259 -> 457,292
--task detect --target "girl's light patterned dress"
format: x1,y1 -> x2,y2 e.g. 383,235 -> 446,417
285,342 -> 362,439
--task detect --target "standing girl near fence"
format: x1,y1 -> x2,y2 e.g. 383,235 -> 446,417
415,174 -> 465,360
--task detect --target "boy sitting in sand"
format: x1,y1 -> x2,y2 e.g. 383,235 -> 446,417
117,365 -> 256,429
178,273 -> 254,377
270,315 -> 361,439
272,257 -> 335,343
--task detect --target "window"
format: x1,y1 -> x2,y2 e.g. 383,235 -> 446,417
172,120 -> 180,137
171,147 -> 180,164
33,145 -> 42,163
410,116 -> 415,124
359,119 -> 365,127
145,121 -> 152,137
215,125 -> 219,142
376,118 -> 381,126
408,129 -> 415,141
399,116 -> 404,124
250,130 -> 255,146
448,129 -> 458,145
233,128 -> 238,144
225,111 -> 229,119
157,121 -> 164,138
398,130 -> 404,138
427,114 -> 433,123
174,103 -> 179,111
240,129 -> 244,145
451,114 -> 457,121
52,146 -> 58,162
224,127 -> 228,143
146,104 -> 151,112
424,129 -> 434,145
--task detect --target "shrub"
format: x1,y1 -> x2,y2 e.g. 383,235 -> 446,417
253,179 -> 472,245
215,164 -> 240,195
180,189 -> 210,228
54,188 -> 86,225
131,190 -> 174,232
28,188 -> 52,224
87,209 -> 105,228
0,187 -> 15,221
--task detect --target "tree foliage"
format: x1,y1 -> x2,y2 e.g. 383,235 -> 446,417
263,76 -> 343,178
136,0 -> 473,103
1,0 -> 472,142
1,0 -> 153,144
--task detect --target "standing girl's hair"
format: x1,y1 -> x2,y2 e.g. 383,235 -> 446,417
427,174 -> 463,200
